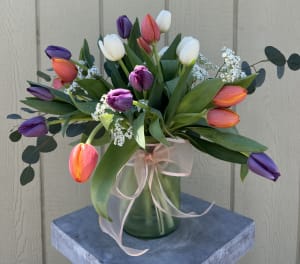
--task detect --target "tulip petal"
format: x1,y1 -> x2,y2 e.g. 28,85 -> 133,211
52,58 -> 78,83
207,108 -> 240,128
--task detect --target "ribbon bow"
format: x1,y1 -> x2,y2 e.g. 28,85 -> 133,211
99,138 -> 213,256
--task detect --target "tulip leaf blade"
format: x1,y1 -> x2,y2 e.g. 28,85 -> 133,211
22,145 -> 40,164
161,34 -> 181,60
20,166 -> 35,186
177,131 -> 248,164
36,70 -> 51,82
21,98 -> 77,115
9,130 -> 22,142
188,126 -> 268,152
36,135 -> 57,153
171,113 -> 204,131
161,59 -> 179,81
240,164 -> 249,181
124,44 -> 143,68
81,39 -> 95,68
230,74 -> 257,91
149,118 -> 169,146
91,139 -> 138,219
133,112 -> 145,149
176,78 -> 224,114
71,100 -> 98,115
128,18 -> 142,59
76,79 -> 109,99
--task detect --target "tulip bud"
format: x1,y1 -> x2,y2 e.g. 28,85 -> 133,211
27,86 -> 54,101
213,85 -> 247,107
45,45 -> 72,60
129,65 -> 154,92
98,34 -> 125,61
106,88 -> 133,112
52,77 -> 64,89
69,143 -> 99,183
247,152 -> 280,181
116,15 -> 132,39
137,37 -> 152,54
18,116 -> 48,137
176,36 -> 200,65
141,14 -> 160,43
156,10 -> 171,33
207,108 -> 240,128
52,58 -> 78,83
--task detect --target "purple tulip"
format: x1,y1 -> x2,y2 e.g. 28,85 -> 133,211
27,86 -> 54,101
45,45 -> 72,60
18,116 -> 48,137
106,89 -> 133,112
116,15 -> 132,39
129,65 -> 154,92
247,152 -> 281,181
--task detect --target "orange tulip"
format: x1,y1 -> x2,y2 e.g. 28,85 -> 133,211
213,85 -> 247,107
207,108 -> 240,128
52,58 -> 78,83
141,14 -> 160,43
69,143 -> 99,183
137,37 -> 152,54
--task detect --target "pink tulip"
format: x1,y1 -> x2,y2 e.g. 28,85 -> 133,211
69,143 -> 99,183
141,14 -> 160,43
137,37 -> 152,54
207,108 -> 240,128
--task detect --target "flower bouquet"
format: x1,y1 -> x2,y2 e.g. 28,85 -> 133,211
8,9 -> 300,256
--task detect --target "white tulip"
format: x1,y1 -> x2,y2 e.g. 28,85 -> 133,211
176,36 -> 200,65
156,10 -> 171,33
98,34 -> 125,61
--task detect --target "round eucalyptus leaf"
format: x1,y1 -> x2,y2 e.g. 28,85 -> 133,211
66,123 -> 86,137
9,130 -> 22,142
21,107 -> 37,113
6,114 -> 22,119
277,65 -> 285,79
36,135 -> 57,153
47,117 -> 62,134
264,46 -> 286,66
20,166 -> 35,186
287,53 -> 300,71
22,145 -> 40,164
241,61 -> 252,76
255,68 -> 266,87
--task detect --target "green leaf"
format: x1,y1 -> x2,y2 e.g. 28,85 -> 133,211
47,117 -> 62,134
161,59 -> 179,81
36,135 -> 57,153
22,145 -> 40,164
72,100 -> 98,115
76,79 -> 109,99
9,130 -> 22,142
231,74 -> 257,89
132,112 -> 145,149
164,63 -> 194,125
20,166 -> 35,186
149,118 -> 169,146
127,18 -> 142,59
91,140 -> 138,219
264,46 -> 286,66
66,123 -> 86,137
178,131 -> 248,164
161,34 -> 181,60
104,61 -> 127,88
21,98 -> 76,115
240,164 -> 249,181
100,113 -> 114,130
7,113 -> 22,119
171,113 -> 204,130
82,39 -> 95,68
36,70 -> 51,82
176,78 -> 224,114
287,53 -> 300,71
188,126 -> 267,152
124,44 -> 143,68
21,107 -> 36,113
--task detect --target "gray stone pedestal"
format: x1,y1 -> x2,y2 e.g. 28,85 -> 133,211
51,193 -> 254,264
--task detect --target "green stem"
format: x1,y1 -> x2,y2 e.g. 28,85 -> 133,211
118,59 -> 130,77
152,44 -> 164,82
86,122 -> 103,144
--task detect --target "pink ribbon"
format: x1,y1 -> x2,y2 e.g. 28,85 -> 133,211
99,138 -> 214,256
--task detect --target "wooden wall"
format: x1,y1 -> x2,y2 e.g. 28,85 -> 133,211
1,0 -> 299,263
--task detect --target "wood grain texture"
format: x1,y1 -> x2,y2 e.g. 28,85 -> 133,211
235,1 -> 300,263
38,1 -> 100,263
169,0 -> 234,208
0,1 -> 43,263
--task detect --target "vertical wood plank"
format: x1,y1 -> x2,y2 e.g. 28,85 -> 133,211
0,0 -> 43,263
169,0 -> 234,208
38,1 -> 100,263
235,1 -> 300,263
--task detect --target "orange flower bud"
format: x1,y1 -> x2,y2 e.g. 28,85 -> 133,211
141,14 -> 160,43
207,108 -> 240,128
137,37 -> 152,54
52,58 -> 78,83
213,85 -> 247,107
68,143 -> 99,183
